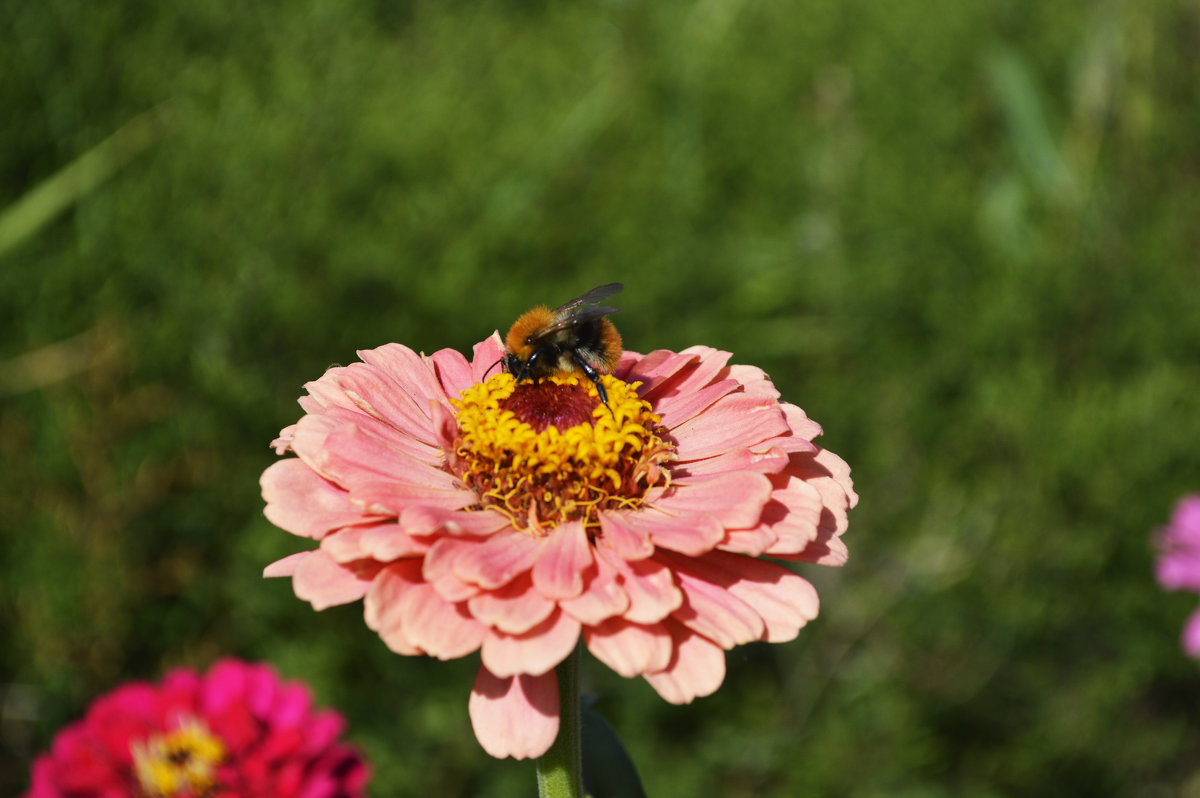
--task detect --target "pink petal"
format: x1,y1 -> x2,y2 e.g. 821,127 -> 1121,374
467,574 -> 557,635
300,365 -> 371,414
720,364 -> 780,399
295,421 -> 410,479
608,553 -> 683,624
422,538 -> 487,603
246,662 -> 285,720
706,550 -> 820,642
428,347 -> 475,396
781,450 -> 857,544
325,359 -> 435,440
264,551 -> 311,578
558,554 -> 630,625
672,446 -> 792,480
358,344 -> 448,418
1157,552 -> 1200,592
429,399 -> 461,453
399,584 -> 488,660
286,413 -> 340,470
642,620 -> 727,704
161,668 -> 201,708
295,421 -> 405,488
677,345 -> 734,371
769,531 -> 850,566
451,530 -> 541,590
200,660 -> 249,714
470,334 -> 507,384
531,523 -> 592,600
1165,496 -> 1200,547
651,378 -> 742,428
597,511 -> 654,561
625,509 -> 724,557
797,533 -> 849,565
320,522 -> 429,563
670,393 -> 790,460
653,471 -> 774,529
638,346 -> 732,405
271,421 -> 298,453
300,709 -> 344,751
616,349 -> 700,390
261,460 -> 378,540
779,402 -> 823,443
757,474 -> 825,553
468,667 -> 559,760
321,423 -> 460,489
399,505 -> 510,538
267,682 -> 311,728
351,480 -> 475,515
758,463 -> 852,566
480,609 -> 582,678
320,401 -> 443,462
584,618 -> 672,677
1184,609 -> 1200,657
792,444 -> 859,514
318,527 -> 371,563
815,443 -> 858,507
291,549 -> 381,611
717,524 -> 779,557
364,561 -> 426,655
664,555 -> 765,648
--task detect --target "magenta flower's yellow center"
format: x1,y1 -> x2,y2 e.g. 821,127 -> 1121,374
453,373 -> 674,533
131,717 -> 226,798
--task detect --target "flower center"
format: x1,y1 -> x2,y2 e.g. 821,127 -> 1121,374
131,717 -> 226,798
451,373 -> 674,533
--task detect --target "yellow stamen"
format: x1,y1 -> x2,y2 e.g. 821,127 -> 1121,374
452,373 -> 674,533
131,717 -> 226,798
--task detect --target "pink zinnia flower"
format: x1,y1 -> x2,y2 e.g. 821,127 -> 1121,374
24,659 -> 369,798
1156,495 -> 1200,656
261,336 -> 857,759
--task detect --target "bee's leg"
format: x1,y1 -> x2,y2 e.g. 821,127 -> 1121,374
519,349 -> 546,383
572,354 -> 610,406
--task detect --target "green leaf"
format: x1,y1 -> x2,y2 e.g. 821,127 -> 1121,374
582,700 -> 647,798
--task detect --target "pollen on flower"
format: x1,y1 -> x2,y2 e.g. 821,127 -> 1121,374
131,717 -> 226,798
451,373 -> 675,534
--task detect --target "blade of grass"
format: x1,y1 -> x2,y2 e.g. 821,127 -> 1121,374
0,105 -> 166,258
985,48 -> 1076,204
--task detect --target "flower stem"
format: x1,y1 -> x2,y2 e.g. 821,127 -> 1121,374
536,645 -> 583,798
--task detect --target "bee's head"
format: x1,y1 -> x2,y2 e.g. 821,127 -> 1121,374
504,306 -> 555,357
505,353 -> 528,380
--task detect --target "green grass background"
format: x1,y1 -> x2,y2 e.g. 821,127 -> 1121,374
3,1 -> 1200,795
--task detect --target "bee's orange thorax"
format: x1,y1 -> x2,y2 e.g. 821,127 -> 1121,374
594,318 -> 623,370
505,306 -> 555,358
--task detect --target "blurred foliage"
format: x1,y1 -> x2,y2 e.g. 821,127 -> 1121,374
3,0 -> 1200,795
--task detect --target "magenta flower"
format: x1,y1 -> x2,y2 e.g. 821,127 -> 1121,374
24,659 -> 368,798
262,336 -> 857,759
1156,495 -> 1200,656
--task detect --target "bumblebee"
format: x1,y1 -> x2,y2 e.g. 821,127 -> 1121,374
503,282 -> 624,405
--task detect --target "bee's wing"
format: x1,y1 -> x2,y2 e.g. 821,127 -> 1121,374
552,283 -> 623,316
538,304 -> 618,337
531,283 -> 623,338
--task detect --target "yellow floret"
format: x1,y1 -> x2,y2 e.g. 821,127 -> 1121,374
453,374 -> 674,533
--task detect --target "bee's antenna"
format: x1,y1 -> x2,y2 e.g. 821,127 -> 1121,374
483,357 -> 505,379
